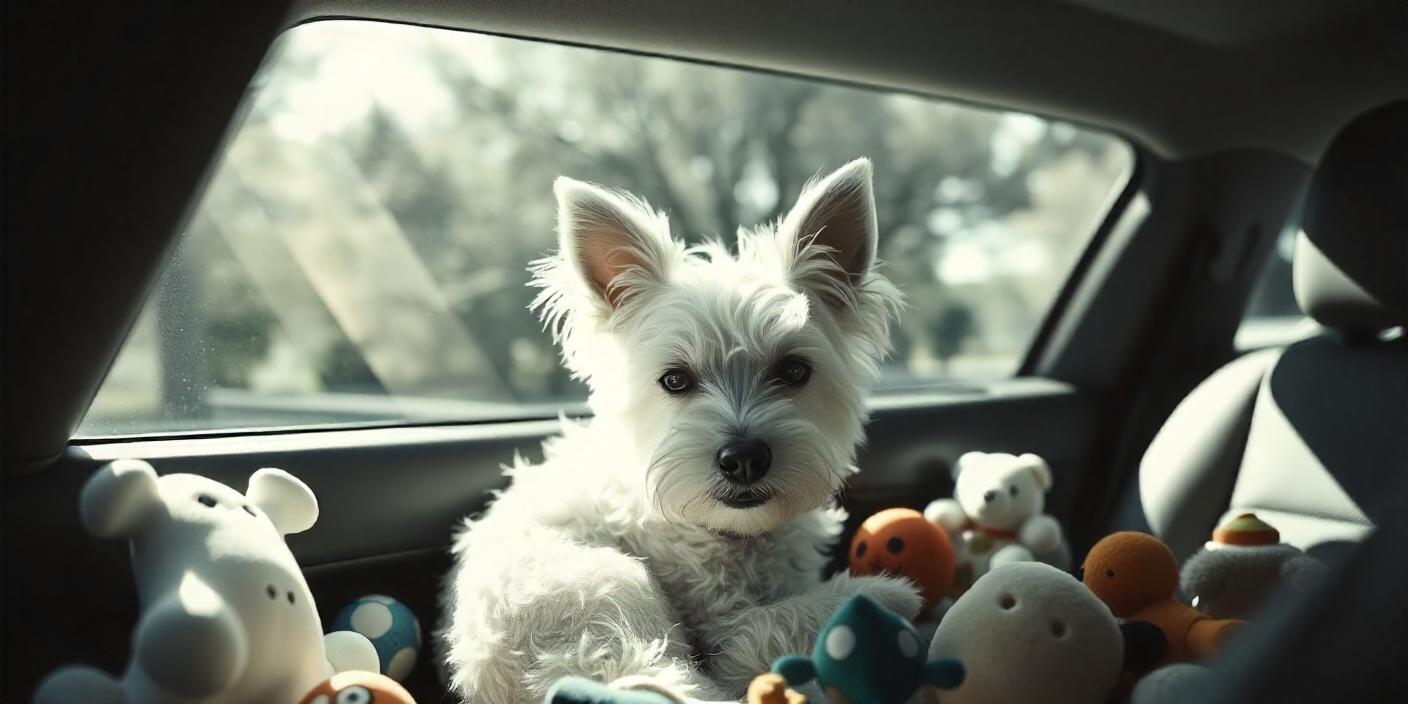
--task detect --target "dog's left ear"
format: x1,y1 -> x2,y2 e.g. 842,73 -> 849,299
779,158 -> 878,308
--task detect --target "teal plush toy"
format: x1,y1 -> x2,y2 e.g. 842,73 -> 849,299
771,594 -> 965,704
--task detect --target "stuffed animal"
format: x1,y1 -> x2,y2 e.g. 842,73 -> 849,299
34,459 -> 378,704
924,451 -> 1070,596
332,595 -> 423,681
926,562 -> 1166,704
1179,513 -> 1326,620
849,508 -> 956,615
764,594 -> 965,704
1128,663 -> 1216,704
1083,532 -> 1244,665
299,670 -> 416,704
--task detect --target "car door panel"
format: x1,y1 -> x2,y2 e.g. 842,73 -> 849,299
2,382 -> 1100,702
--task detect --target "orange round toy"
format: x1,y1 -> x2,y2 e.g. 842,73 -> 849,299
850,508 -> 956,613
1082,531 -> 1243,664
299,670 -> 415,704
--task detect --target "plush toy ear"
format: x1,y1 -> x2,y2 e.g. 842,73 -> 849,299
80,459 -> 162,538
952,451 -> 985,481
246,468 -> 317,536
1120,620 -> 1168,674
1018,453 -> 1054,491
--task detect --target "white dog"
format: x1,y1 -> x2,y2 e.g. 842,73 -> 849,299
439,159 -> 917,703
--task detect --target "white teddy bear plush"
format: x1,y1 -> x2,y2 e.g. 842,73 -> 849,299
924,451 -> 1070,595
35,459 -> 377,704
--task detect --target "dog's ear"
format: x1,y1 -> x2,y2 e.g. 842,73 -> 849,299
552,177 -> 679,310
779,158 -> 879,308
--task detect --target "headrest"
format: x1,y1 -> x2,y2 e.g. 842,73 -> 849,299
1293,99 -> 1407,333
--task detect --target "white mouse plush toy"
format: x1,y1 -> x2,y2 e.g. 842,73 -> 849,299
926,562 -> 1166,704
924,451 -> 1070,595
35,459 -> 377,704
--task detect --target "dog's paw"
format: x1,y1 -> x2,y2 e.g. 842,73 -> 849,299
845,574 -> 923,621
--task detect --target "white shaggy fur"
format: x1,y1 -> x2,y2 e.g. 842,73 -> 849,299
439,159 -> 916,703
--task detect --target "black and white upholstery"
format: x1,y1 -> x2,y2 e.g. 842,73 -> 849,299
1137,99 -> 1408,562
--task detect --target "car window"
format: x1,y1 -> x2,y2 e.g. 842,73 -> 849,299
79,20 -> 1133,437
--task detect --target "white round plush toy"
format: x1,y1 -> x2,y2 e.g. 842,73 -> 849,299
34,459 -> 377,704
924,451 -> 1071,595
927,562 -> 1124,704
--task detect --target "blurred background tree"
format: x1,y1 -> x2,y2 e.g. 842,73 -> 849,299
84,22 -> 1133,432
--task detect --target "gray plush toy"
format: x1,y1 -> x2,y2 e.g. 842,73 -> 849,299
926,562 -> 1164,704
1180,513 -> 1325,620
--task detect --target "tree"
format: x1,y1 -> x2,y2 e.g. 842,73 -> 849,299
930,304 -> 978,376
151,23 -> 1133,419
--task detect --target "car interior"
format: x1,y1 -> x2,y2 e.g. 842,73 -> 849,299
3,1 -> 1405,703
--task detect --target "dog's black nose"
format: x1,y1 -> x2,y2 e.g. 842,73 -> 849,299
983,490 -> 998,503
717,440 -> 771,484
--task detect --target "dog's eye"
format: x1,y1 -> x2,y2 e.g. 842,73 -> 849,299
774,358 -> 811,387
1009,485 -> 1019,497
659,368 -> 696,394
197,494 -> 217,508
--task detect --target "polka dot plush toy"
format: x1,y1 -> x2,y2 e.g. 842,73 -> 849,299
758,594 -> 965,704
331,595 -> 422,682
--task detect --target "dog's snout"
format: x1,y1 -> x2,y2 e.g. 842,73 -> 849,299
983,490 -> 998,503
717,440 -> 771,484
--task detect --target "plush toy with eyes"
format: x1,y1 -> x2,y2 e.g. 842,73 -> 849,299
1179,513 -> 1326,620
927,562 -> 1167,704
299,670 -> 416,704
763,594 -> 965,704
849,508 -> 956,615
924,452 -> 1070,597
1083,532 -> 1244,665
34,459 -> 377,704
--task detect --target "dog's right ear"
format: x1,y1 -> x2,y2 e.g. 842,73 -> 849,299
552,177 -> 680,311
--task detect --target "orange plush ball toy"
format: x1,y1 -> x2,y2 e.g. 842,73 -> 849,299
850,508 -> 956,613
1082,532 -> 1243,665
299,670 -> 415,704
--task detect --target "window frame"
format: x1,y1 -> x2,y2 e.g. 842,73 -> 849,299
71,20 -> 1142,443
